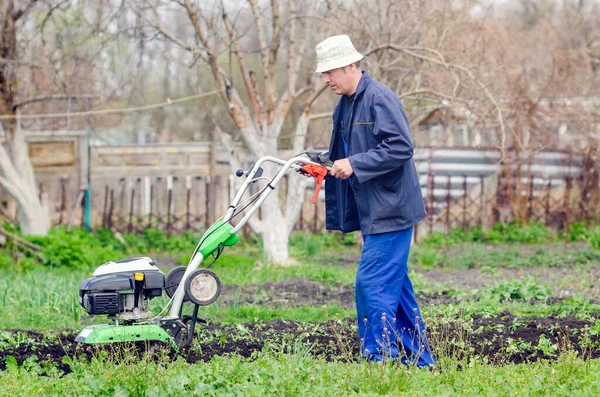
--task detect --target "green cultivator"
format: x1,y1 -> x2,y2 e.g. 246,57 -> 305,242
76,155 -> 328,350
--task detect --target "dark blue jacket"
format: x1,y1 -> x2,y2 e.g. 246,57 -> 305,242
324,72 -> 425,235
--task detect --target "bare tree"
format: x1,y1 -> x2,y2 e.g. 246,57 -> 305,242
0,0 -> 50,235
0,0 -> 152,235
136,0 -> 333,262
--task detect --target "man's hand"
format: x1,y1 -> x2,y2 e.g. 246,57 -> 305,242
330,158 -> 354,180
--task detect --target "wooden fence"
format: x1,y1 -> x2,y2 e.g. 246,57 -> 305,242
1,131 -> 599,240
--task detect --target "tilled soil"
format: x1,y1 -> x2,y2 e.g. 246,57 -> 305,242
220,279 -> 356,308
219,279 -> 595,308
220,279 -> 475,308
2,313 -> 599,375
219,278 -> 474,308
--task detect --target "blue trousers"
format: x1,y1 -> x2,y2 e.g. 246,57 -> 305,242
356,227 -> 435,366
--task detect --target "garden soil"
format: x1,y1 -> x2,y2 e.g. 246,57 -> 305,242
2,312 -> 599,375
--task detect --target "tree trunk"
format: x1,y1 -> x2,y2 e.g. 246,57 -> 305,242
16,192 -> 49,235
0,0 -> 51,236
260,192 -> 290,263
0,124 -> 50,235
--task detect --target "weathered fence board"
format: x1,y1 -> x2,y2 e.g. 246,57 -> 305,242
1,132 -> 599,241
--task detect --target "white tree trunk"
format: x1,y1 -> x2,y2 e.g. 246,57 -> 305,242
260,192 -> 290,263
16,194 -> 49,235
0,126 -> 50,236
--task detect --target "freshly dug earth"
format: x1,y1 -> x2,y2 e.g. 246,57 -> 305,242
219,278 -> 461,308
219,278 -> 595,308
220,279 -> 356,308
2,313 -> 599,375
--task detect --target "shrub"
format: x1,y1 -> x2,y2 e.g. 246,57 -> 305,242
25,227 -> 124,269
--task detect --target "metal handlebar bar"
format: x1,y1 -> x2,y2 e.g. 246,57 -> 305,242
224,156 -> 328,233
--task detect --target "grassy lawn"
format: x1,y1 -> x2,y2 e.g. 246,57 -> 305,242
1,226 -> 600,395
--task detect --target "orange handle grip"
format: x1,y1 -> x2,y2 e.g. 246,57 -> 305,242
312,174 -> 325,204
299,164 -> 329,205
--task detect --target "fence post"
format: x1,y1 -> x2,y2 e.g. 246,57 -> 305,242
527,175 -> 534,221
148,184 -> 154,229
58,178 -> 67,225
167,175 -> 173,236
462,174 -> 467,231
128,187 -> 135,233
446,173 -> 452,234
119,178 -> 126,223
108,189 -> 114,229
429,174 -> 435,234
102,185 -> 109,228
155,177 -> 162,229
136,178 -> 142,228
205,177 -> 210,228
185,176 -> 191,230
494,172 -> 502,224
579,173 -> 586,220
194,176 -> 202,232
545,177 -> 552,227
564,175 -> 572,234
479,174 -> 486,228
80,190 -> 86,228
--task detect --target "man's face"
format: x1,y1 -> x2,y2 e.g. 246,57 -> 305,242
321,65 -> 354,96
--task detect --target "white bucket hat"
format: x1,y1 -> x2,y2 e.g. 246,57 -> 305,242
315,35 -> 364,73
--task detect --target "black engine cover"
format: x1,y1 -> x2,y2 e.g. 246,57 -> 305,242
79,268 -> 165,314
84,292 -> 122,315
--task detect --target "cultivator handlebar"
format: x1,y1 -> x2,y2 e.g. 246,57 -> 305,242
77,155 -> 332,353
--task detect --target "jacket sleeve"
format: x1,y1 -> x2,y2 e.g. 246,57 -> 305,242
348,94 -> 414,184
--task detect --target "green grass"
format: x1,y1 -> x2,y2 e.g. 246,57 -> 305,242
4,227 -> 600,396
0,267 -> 88,330
1,351 -> 599,396
198,303 -> 355,323
2,259 -> 598,331
410,243 -> 600,270
423,298 -> 600,323
199,252 -> 358,287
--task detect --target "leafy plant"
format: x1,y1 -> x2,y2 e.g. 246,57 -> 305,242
420,222 -> 555,248
413,247 -> 440,268
478,277 -> 552,302
26,226 -> 124,269
486,221 -> 553,244
537,334 -> 558,357
584,226 -> 600,250
566,221 -> 588,242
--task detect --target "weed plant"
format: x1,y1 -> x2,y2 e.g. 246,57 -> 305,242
477,277 -> 552,303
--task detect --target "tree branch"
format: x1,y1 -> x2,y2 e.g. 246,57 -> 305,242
247,0 -> 275,123
368,43 -> 507,157
141,1 -> 194,52
221,5 -> 263,128
309,112 -> 332,121
269,0 -> 281,72
13,94 -> 99,109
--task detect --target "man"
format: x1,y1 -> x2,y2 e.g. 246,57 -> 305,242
313,35 -> 435,366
